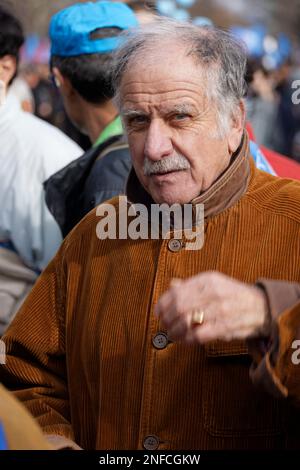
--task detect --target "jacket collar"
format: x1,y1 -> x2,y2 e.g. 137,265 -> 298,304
126,131 -> 250,220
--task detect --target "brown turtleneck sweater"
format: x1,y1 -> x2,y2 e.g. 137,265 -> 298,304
1,133 -> 300,450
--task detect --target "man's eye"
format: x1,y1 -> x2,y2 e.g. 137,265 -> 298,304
129,115 -> 148,125
173,113 -> 190,121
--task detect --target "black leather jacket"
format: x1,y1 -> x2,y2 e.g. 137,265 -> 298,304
44,134 -> 131,237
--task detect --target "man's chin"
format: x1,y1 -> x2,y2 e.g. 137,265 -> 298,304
150,190 -> 192,206
146,177 -> 197,205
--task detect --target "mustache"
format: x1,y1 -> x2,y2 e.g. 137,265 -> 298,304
143,154 -> 191,176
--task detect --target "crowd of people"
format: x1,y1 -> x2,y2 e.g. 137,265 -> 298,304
0,0 -> 299,452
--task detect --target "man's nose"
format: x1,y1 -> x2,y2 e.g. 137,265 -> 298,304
144,119 -> 173,161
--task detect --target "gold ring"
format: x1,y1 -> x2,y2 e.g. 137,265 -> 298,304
191,309 -> 205,326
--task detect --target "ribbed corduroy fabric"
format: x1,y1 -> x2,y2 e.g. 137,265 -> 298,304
1,140 -> 300,450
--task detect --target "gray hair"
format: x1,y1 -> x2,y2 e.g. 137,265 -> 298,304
112,17 -> 247,137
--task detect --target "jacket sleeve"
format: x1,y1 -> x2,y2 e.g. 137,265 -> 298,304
0,244 -> 75,443
248,280 -> 300,406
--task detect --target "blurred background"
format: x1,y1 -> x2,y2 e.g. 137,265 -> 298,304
5,0 -> 300,36
2,0 -> 300,160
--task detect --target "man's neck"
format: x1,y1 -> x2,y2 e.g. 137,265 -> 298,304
126,132 -> 250,220
82,100 -> 119,144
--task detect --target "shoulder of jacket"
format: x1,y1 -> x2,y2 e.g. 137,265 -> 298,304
246,171 -> 300,223
97,136 -> 129,160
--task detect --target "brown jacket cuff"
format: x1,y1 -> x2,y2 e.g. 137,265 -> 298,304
248,280 -> 300,402
257,279 -> 300,320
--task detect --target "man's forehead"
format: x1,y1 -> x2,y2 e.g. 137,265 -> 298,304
120,77 -> 207,113
120,44 -> 204,86
118,44 -> 209,112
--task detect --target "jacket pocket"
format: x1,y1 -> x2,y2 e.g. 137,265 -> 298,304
202,340 -> 283,437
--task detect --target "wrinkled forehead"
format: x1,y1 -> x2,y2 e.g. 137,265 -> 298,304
120,81 -> 207,116
119,47 -> 209,110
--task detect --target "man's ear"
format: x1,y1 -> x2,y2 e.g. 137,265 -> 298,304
52,67 -> 74,96
0,55 -> 17,87
227,100 -> 246,154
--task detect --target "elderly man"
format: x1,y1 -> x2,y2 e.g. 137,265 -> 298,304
1,19 -> 300,451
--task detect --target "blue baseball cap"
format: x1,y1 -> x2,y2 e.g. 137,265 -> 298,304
50,1 -> 138,57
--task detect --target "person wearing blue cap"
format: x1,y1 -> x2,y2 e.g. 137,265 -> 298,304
44,1 -> 139,237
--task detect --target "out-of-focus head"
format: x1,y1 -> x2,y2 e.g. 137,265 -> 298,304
112,18 -> 247,205
120,0 -> 157,24
49,1 -> 138,132
0,5 -> 24,94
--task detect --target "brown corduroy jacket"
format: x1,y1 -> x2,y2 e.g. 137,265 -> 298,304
1,135 -> 300,450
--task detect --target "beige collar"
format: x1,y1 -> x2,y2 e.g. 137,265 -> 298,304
126,132 -> 251,220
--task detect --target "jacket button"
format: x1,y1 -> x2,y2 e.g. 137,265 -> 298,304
168,239 -> 182,252
152,332 -> 168,350
143,435 -> 160,450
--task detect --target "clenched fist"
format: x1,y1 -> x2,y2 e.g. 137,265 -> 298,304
155,272 -> 270,344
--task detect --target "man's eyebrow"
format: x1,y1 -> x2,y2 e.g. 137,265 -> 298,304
165,103 -> 196,114
122,104 -> 196,116
122,109 -> 148,118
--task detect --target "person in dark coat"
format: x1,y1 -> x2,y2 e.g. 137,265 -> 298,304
44,2 -> 138,237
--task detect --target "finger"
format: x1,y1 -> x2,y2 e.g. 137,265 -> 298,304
155,285 -> 178,316
178,276 -> 209,310
156,274 -> 209,319
166,315 -> 190,341
159,288 -> 200,330
170,278 -> 183,288
185,323 -> 220,344
155,279 -> 186,318
168,327 -> 186,342
154,293 -> 173,317
166,303 -> 212,340
159,300 -> 185,329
